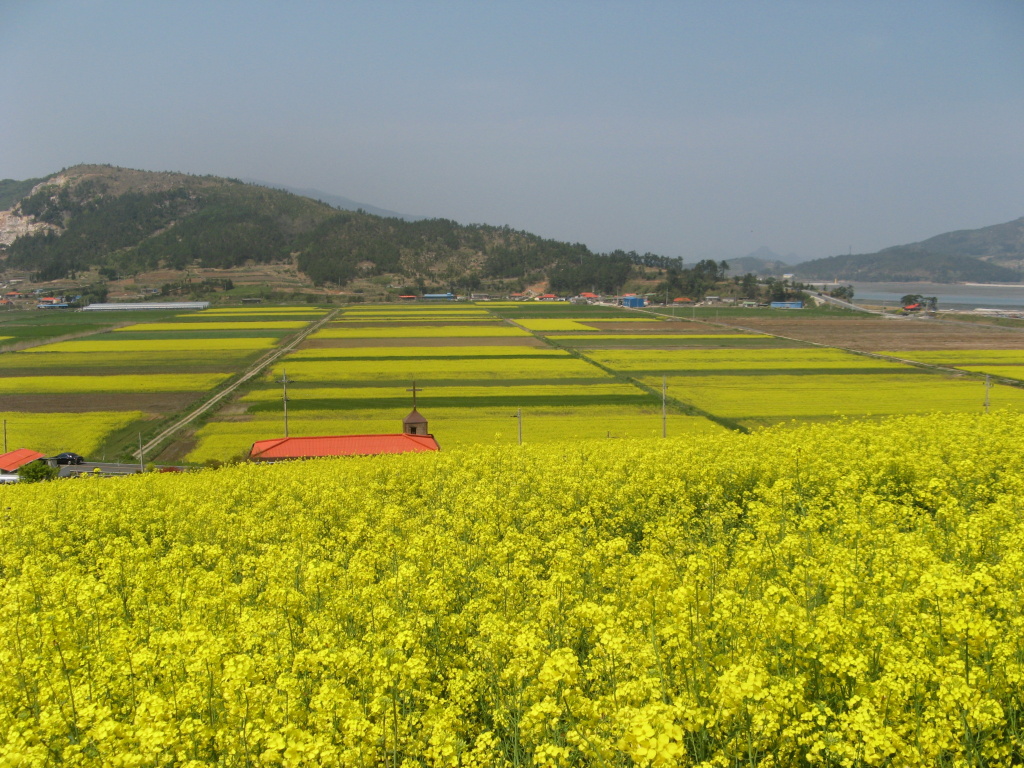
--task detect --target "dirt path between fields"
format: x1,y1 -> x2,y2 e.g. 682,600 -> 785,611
138,308 -> 340,461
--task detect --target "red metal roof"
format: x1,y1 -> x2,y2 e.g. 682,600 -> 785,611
579,292 -> 599,298
249,434 -> 439,460
0,449 -> 45,472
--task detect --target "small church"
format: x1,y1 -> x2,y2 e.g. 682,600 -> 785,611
248,384 -> 439,462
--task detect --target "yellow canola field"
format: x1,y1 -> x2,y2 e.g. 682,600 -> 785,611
311,326 -> 531,339
242,382 -> 642,403
0,349 -> 260,370
331,317 -> 494,323
24,337 -> 279,353
650,372 -> 1024,420
592,347 -> 910,371
0,373 -> 230,395
0,410 -> 143,455
286,345 -> 567,359
514,319 -> 599,331
340,310 -> 491,317
270,356 -> 605,382
115,321 -> 307,331
960,365 -> 1024,381
187,405 -> 721,461
5,412 -> 1024,766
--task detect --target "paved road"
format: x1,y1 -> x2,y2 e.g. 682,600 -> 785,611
136,308 -> 340,461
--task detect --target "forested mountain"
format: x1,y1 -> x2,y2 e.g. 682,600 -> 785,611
796,218 -> 1024,283
0,165 -> 645,293
727,247 -> 791,277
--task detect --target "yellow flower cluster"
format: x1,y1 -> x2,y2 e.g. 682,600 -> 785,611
3,412 -> 1023,765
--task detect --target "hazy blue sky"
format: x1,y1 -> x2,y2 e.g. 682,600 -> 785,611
2,1 -> 1022,261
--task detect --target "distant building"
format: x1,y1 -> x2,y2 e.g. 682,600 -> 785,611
0,449 -> 45,483
249,433 -> 439,461
770,301 -> 803,309
620,296 -> 645,308
248,400 -> 439,461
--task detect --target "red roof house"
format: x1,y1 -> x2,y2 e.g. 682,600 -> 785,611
0,449 -> 45,473
249,405 -> 439,462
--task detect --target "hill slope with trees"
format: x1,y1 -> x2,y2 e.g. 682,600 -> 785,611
796,217 -> 1024,283
0,165 -> 651,295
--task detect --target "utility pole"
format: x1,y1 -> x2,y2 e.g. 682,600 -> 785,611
279,369 -> 290,436
513,408 -> 522,444
138,433 -> 144,473
984,375 -> 991,414
662,376 -> 667,438
3,419 -> 6,453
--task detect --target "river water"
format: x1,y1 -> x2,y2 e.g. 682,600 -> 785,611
828,282 -> 1024,311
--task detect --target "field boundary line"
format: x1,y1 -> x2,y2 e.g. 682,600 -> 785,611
138,308 -> 340,460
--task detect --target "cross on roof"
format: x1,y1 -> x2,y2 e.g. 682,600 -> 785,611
407,381 -> 423,408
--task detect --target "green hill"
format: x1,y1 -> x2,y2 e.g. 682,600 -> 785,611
795,246 -> 1021,283
796,217 -> 1024,283
0,165 -> 638,294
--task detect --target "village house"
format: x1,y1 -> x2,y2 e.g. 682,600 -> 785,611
248,406 -> 440,462
0,449 -> 46,483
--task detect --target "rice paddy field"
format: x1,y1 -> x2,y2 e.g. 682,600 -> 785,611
4,301 -> 1024,463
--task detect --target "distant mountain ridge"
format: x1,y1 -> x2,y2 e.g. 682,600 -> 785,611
728,246 -> 791,277
796,217 -> 1024,283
